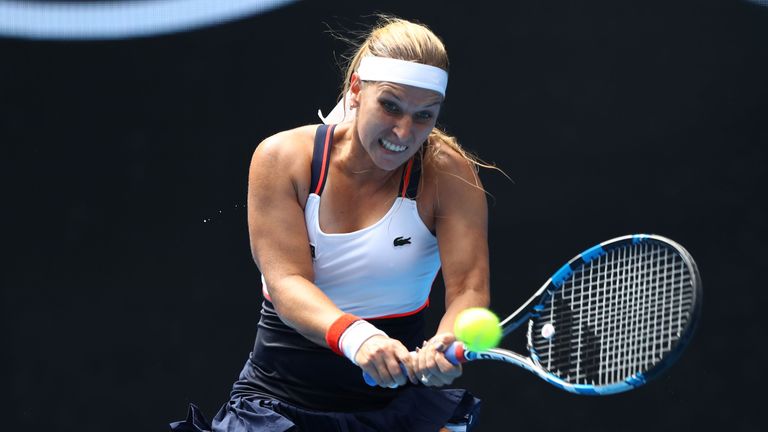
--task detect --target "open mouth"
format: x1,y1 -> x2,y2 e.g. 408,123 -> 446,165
379,138 -> 407,153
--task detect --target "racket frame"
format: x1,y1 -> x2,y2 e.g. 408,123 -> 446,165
448,234 -> 702,395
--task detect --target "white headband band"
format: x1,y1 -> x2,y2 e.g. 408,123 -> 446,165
357,56 -> 448,96
318,56 -> 448,125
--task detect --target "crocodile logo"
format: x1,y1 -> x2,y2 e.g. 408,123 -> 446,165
393,236 -> 412,247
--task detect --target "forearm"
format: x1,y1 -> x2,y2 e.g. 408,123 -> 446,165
436,282 -> 490,335
269,274 -> 404,381
267,274 -> 345,347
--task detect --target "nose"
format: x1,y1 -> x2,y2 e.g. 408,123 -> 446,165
392,115 -> 413,142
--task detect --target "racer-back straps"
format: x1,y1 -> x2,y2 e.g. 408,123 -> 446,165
309,124 -> 421,198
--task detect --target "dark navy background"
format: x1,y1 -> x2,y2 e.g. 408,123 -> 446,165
3,1 -> 767,430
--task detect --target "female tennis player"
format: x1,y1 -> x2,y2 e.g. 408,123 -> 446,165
171,16 -> 490,432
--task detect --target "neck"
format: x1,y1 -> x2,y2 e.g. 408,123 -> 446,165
334,122 -> 400,186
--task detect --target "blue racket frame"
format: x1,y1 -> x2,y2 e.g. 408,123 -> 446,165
443,234 -> 702,395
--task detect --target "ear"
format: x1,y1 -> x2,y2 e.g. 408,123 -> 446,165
349,72 -> 362,108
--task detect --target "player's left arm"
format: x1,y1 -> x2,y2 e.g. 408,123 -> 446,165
416,145 -> 491,386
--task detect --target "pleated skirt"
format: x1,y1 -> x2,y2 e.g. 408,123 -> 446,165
170,386 -> 480,432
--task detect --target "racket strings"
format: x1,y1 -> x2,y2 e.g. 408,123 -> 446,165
530,242 -> 695,386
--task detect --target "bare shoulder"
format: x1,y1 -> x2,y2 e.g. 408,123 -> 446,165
423,139 -> 483,192
250,124 -> 320,201
252,124 -> 318,174
253,124 -> 317,167
417,138 -> 487,223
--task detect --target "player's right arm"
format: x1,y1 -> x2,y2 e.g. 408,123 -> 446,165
247,127 -> 340,346
247,127 -> 414,387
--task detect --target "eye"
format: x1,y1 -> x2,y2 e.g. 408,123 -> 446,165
379,99 -> 401,114
414,111 -> 434,122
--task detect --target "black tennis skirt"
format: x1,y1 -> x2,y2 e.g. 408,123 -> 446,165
170,386 -> 480,432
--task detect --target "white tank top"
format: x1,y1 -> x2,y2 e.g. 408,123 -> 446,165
262,124 -> 441,319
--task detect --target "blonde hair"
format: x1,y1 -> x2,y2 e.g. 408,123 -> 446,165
338,16 -> 500,186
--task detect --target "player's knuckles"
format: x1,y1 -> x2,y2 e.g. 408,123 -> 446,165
370,350 -> 396,366
360,350 -> 391,369
435,361 -> 451,374
429,332 -> 453,350
415,352 -> 428,371
428,361 -> 443,376
435,354 -> 457,373
356,353 -> 373,368
376,340 -> 403,356
424,355 -> 437,370
358,350 -> 379,366
368,343 -> 387,356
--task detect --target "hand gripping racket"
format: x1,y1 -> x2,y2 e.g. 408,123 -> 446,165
364,234 -> 702,395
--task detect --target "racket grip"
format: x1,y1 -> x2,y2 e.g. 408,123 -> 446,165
443,342 -> 467,365
361,342 -> 467,386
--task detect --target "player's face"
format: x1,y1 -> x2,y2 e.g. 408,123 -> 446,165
353,79 -> 443,171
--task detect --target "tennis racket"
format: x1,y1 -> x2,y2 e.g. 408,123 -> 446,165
364,234 -> 702,395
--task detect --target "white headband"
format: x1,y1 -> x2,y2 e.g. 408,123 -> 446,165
358,56 -> 448,96
318,56 -> 448,125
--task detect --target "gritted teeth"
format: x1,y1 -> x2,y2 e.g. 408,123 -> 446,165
379,138 -> 407,152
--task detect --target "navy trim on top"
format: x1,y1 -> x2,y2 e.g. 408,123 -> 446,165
310,124 -> 421,199
398,151 -> 422,199
310,124 -> 335,196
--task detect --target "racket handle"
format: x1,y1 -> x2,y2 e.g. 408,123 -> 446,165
361,342 -> 468,386
443,341 -> 467,365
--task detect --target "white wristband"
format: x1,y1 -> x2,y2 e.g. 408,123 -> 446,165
338,320 -> 387,365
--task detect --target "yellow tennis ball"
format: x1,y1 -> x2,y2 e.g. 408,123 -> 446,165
454,307 -> 502,352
